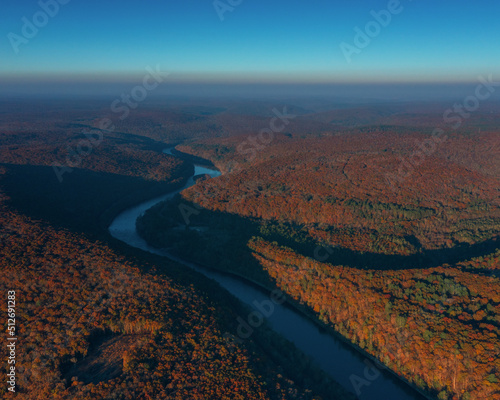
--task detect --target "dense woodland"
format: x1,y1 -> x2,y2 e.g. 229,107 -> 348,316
0,101 -> 362,399
0,187 -> 352,399
138,108 -> 499,400
177,131 -> 499,256
2,99 -> 499,399
250,239 -> 500,400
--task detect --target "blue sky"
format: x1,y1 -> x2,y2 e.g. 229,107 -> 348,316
1,0 -> 499,89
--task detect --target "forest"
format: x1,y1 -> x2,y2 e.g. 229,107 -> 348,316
137,104 -> 499,400
3,1 -> 499,398
0,100 -> 362,399
0,186 -> 352,399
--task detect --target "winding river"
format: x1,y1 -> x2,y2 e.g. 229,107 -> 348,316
109,148 -> 428,400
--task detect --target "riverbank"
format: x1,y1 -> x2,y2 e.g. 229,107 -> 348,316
109,145 -> 432,400
148,240 -> 434,400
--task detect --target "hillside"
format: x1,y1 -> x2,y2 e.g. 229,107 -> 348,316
138,118 -> 500,399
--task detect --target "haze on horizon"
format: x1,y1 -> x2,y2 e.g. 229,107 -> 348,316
2,0 -> 499,100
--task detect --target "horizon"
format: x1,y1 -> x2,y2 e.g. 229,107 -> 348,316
3,78 -> 500,102
2,1 -> 500,99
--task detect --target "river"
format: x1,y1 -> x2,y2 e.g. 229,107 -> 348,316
108,148 -> 429,400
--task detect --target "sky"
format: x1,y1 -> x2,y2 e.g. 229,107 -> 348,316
1,0 -> 500,98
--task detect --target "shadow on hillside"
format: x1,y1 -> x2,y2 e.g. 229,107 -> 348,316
0,163 -> 190,236
60,329 -> 140,386
138,197 -> 499,273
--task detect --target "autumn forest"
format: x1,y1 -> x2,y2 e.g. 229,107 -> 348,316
1,98 -> 499,400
